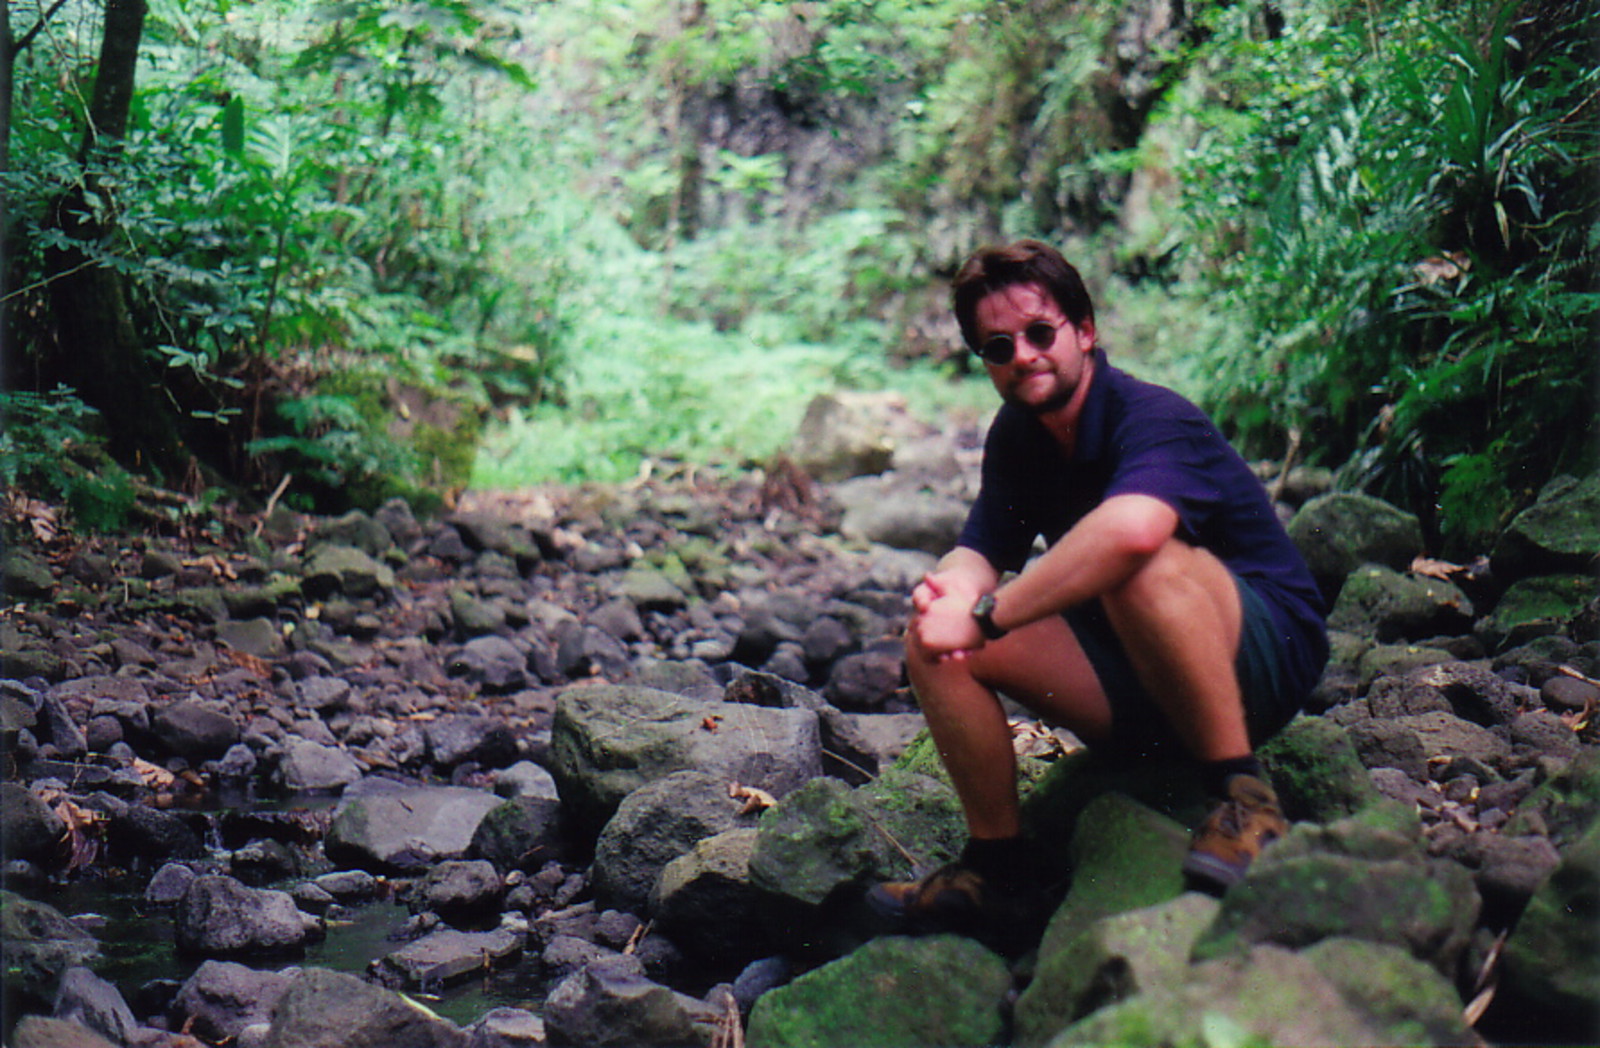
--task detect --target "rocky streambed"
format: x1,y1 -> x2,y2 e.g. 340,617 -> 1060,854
2,421 -> 1598,1048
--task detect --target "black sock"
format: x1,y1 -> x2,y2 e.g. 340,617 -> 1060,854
1203,755 -> 1264,797
960,835 -> 1033,886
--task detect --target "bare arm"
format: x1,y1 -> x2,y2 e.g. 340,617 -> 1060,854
986,493 -> 1179,634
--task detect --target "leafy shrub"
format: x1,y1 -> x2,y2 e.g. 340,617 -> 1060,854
1171,0 -> 1599,552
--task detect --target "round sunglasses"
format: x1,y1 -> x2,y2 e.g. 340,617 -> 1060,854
974,321 -> 1058,365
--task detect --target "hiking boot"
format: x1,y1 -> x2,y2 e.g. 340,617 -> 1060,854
866,863 -> 1042,954
1182,773 -> 1288,894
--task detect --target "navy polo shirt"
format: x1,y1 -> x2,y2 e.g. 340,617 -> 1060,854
957,347 -> 1329,700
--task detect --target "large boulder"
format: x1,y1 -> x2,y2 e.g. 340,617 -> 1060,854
1193,816 -> 1479,978
1287,493 -> 1422,595
1258,714 -> 1381,822
832,474 -> 969,556
174,875 -> 322,957
591,770 -> 754,915
747,768 -> 964,945
1492,473 -> 1600,577
50,966 -> 137,1047
1051,944 -> 1416,1047
788,391 -> 904,482
468,795 -> 565,872
1327,564 -> 1474,642
1015,893 -> 1219,1048
261,967 -> 467,1047
174,960 -> 298,1044
325,781 -> 504,873
301,544 -> 395,599
1038,792 -> 1191,951
542,954 -> 703,1048
0,890 -> 100,1007
651,828 -> 777,966
2,783 -> 65,867
1496,815 -> 1600,1042
745,935 -> 1012,1048
549,684 -> 822,840
375,927 -> 525,991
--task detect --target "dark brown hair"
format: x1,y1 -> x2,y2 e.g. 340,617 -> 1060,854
951,240 -> 1095,350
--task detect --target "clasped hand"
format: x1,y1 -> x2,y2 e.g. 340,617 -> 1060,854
910,571 -> 987,661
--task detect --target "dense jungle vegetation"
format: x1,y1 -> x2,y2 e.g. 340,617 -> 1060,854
2,0 -> 1596,556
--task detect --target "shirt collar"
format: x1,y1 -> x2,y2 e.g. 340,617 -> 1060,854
1072,346 -> 1114,463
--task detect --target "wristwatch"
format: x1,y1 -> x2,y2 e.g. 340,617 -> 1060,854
971,593 -> 1008,640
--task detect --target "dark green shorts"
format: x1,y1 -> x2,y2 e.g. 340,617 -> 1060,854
1064,573 -> 1298,759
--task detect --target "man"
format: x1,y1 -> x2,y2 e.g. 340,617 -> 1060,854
870,240 -> 1328,945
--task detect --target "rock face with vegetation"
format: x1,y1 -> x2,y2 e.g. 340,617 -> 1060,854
3,420 -> 1599,1048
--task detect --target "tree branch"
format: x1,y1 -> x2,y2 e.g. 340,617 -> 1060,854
14,0 -> 73,56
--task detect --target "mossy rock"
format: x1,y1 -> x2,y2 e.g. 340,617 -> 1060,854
1258,715 -> 1379,823
1039,793 -> 1192,953
746,935 -> 1012,1048
1503,747 -> 1600,846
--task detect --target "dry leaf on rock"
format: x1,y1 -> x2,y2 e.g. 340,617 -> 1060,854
727,782 -> 775,814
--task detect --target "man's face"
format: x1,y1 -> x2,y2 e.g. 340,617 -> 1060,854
973,282 -> 1096,415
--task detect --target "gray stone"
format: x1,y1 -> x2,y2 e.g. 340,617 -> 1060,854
1015,894 -> 1220,1048
550,684 -> 822,840
424,715 -> 519,769
1493,472 -> 1600,575
652,828 -> 776,963
1328,564 -> 1474,642
834,474 -> 968,555
151,698 -> 241,760
411,860 -> 504,921
446,635 -> 529,693
1302,937 -> 1476,1046
261,967 -> 467,1047
2,783 -> 65,867
175,960 -> 297,1044
175,875 -> 322,957
146,861 -> 198,905
449,513 -> 542,566
543,954 -> 698,1048
51,966 -> 136,1046
4,549 -> 56,598
8,1016 -> 118,1048
1287,493 -> 1421,583
493,760 -> 560,800
311,510 -> 393,556
450,590 -> 508,638
1194,820 -> 1479,976
0,890 -> 101,1004
301,544 -> 395,599
326,782 -> 504,873
1051,945 -> 1393,1047
276,738 -> 363,792
294,676 -> 352,712
469,795 -> 565,871
789,391 -> 902,482
1498,815 -> 1600,1042
377,927 -> 525,991
592,770 -> 751,914
218,618 -> 287,659
467,1007 -> 547,1048
615,567 -> 689,611
1391,711 -> 1514,769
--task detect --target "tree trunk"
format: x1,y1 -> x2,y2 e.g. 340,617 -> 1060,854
46,0 -> 184,473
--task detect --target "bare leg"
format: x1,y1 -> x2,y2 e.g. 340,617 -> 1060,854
1100,538 -> 1248,761
904,616 -> 1113,839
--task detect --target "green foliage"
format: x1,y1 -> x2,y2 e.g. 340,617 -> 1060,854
1171,0 -> 1599,552
0,389 -> 137,530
